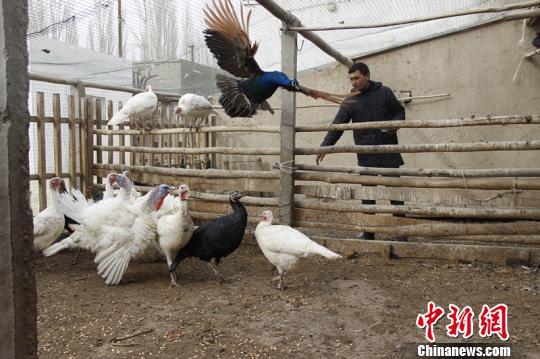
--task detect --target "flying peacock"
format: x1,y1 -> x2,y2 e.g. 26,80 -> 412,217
203,0 -> 356,118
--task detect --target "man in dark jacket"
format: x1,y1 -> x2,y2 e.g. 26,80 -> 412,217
316,62 -> 406,241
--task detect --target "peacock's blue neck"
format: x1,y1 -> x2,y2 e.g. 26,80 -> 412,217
239,71 -> 292,103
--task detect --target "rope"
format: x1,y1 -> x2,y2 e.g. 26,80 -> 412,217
277,160 -> 296,217
460,169 -> 521,202
278,160 -> 296,175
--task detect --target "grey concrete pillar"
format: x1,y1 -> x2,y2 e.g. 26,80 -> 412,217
0,0 -> 38,358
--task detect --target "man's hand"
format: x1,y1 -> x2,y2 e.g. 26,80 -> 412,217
316,153 -> 325,165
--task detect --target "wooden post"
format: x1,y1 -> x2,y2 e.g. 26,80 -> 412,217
107,100 -> 114,166
149,105 -> 155,166
36,92 -> 46,211
159,104 -> 166,166
95,99 -> 102,184
168,106 -> 174,166
67,95 -> 77,190
279,25 -> 297,225
52,94 -> 62,177
84,98 -> 94,198
130,114 -> 136,166
118,101 -> 125,165
210,115 -> 217,168
0,0 -> 37,354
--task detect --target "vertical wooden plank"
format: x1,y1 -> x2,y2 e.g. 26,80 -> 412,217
168,106 -> 174,167
95,99 -> 103,184
279,27 -> 297,225
118,101 -> 125,165
85,98 -> 94,198
159,104 -> 166,166
79,97 -> 85,191
52,94 -> 62,177
36,92 -> 47,211
210,115 -> 217,169
149,105 -> 156,166
130,113 -> 136,166
202,117 -> 209,169
107,100 -> 114,166
196,119 -> 203,168
68,95 -> 77,190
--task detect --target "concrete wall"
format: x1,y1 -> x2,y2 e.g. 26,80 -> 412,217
214,20 -> 540,170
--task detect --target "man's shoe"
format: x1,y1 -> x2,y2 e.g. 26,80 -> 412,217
357,232 -> 375,240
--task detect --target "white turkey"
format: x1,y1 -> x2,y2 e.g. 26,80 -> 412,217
254,210 -> 341,290
107,85 -> 158,130
92,184 -> 171,285
157,184 -> 195,288
33,177 -> 68,251
103,172 -> 118,199
45,173 -> 138,256
45,182 -> 171,285
175,93 -> 216,129
43,173 -> 129,256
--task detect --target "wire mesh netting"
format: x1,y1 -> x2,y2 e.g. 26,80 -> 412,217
26,0 -> 530,213
28,0 -> 528,76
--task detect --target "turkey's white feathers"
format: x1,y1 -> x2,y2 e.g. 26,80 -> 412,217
257,225 -> 341,259
33,208 -> 65,251
107,89 -> 157,126
177,93 -> 216,118
255,220 -> 341,276
33,181 -> 66,251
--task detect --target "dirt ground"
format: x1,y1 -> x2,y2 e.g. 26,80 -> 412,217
36,242 -> 539,359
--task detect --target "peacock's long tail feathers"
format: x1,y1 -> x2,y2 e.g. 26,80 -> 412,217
298,85 -> 361,105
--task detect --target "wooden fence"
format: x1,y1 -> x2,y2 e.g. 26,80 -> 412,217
29,85 -> 540,259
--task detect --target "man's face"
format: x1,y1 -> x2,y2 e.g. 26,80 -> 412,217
349,70 -> 370,91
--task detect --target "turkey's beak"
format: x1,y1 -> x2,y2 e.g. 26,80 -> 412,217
59,180 -> 68,194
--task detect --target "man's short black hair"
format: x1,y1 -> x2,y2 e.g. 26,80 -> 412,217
349,62 -> 369,75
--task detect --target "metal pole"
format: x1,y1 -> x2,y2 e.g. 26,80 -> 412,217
118,0 -> 123,58
255,0 -> 353,68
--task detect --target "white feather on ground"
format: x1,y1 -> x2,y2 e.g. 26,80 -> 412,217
254,210 -> 341,290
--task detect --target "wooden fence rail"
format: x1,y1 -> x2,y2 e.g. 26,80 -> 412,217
295,115 -> 540,132
292,163 -> 540,178
95,125 -> 280,135
296,140 -> 540,155
95,145 -> 280,156
29,88 -> 540,261
294,171 -> 540,190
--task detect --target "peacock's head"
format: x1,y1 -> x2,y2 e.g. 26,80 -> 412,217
229,191 -> 243,203
178,184 -> 190,201
260,210 -> 274,223
289,79 -> 301,91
